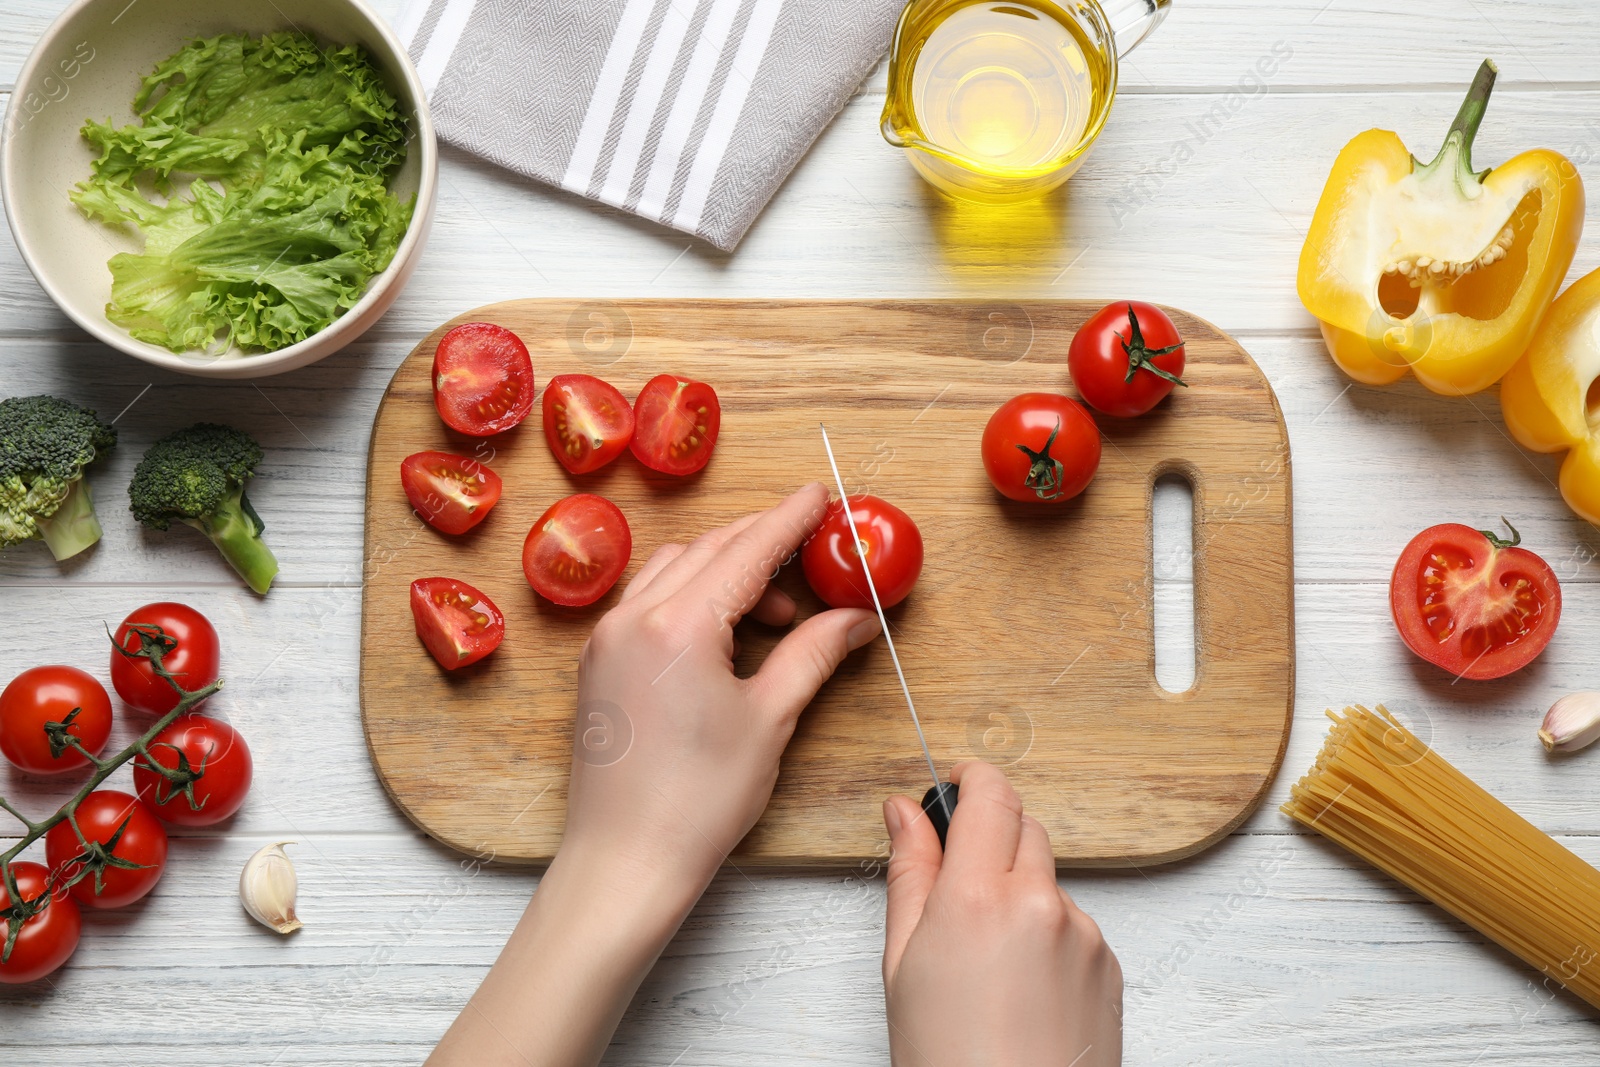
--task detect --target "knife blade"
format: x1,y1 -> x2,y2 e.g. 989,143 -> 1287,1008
818,424 -> 958,846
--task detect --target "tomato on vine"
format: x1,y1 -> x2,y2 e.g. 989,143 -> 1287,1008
0,665 -> 113,776
134,715 -> 254,826
111,603 -> 220,714
44,789 -> 168,909
981,393 -> 1101,503
0,861 -> 80,984
1068,301 -> 1187,418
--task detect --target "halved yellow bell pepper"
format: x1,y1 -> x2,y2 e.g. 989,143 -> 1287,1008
1501,266 -> 1600,523
1298,60 -> 1584,396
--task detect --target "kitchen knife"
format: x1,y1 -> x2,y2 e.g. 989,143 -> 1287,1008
818,425 -> 958,847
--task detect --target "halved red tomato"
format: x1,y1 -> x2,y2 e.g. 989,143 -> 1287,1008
522,494 -> 632,607
543,374 -> 635,474
1390,521 -> 1561,681
629,374 -> 720,475
801,495 -> 924,610
401,451 -> 503,535
410,578 -> 506,670
432,323 -> 535,436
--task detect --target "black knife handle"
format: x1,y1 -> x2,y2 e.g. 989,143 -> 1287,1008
921,782 -> 959,849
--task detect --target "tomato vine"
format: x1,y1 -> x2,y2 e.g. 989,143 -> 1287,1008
0,624 -> 223,963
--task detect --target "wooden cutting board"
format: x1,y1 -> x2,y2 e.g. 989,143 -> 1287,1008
360,299 -> 1293,867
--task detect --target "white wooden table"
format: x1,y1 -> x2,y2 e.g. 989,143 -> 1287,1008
5,1 -> 1600,1062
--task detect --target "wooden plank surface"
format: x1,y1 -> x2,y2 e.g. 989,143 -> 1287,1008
3,0 -> 1600,1062
360,299 -> 1293,866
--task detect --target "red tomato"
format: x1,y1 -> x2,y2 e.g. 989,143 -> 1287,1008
0,666 -> 112,776
981,393 -> 1101,503
522,494 -> 632,607
543,374 -> 635,474
0,861 -> 80,984
1390,522 -> 1561,681
410,578 -> 506,670
45,790 -> 168,909
134,715 -> 253,826
111,603 -> 221,714
401,451 -> 503,535
1068,301 -> 1187,418
629,374 -> 720,475
432,322 -> 536,436
801,495 -> 924,610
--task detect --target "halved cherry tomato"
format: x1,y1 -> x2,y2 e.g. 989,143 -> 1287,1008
629,374 -> 720,475
543,374 -> 635,474
432,323 -> 535,436
111,603 -> 220,714
0,665 -> 113,776
45,789 -> 168,909
522,494 -> 632,607
801,495 -> 924,610
401,451 -> 503,535
410,578 -> 505,670
0,861 -> 80,984
134,715 -> 253,827
1390,521 -> 1561,681
1068,301 -> 1187,418
981,393 -> 1101,503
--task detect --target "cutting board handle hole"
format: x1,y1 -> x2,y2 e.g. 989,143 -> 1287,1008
1152,473 -> 1196,694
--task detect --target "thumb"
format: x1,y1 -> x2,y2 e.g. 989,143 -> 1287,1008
748,607 -> 879,723
883,794 -> 942,980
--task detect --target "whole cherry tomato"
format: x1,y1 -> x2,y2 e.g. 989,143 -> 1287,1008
45,790 -> 168,909
432,322 -> 536,436
543,374 -> 635,474
0,861 -> 81,984
401,451 -> 503,535
1068,300 -> 1187,418
111,603 -> 221,714
134,714 -> 254,826
1390,521 -> 1561,681
523,494 -> 633,607
0,665 -> 113,776
629,374 -> 720,475
801,495 -> 924,610
980,393 -> 1101,503
410,578 -> 506,670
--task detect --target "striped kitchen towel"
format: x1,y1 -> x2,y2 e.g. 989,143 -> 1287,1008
397,0 -> 903,251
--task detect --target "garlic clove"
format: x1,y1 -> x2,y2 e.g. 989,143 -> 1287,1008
240,840 -> 303,934
1539,693 -> 1600,753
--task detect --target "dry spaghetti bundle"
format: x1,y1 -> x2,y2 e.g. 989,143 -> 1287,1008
1282,704 -> 1600,1009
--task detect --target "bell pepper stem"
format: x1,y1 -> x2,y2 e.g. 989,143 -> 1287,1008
1422,58 -> 1497,180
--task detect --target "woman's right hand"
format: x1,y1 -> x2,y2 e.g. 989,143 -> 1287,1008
881,761 -> 1124,1067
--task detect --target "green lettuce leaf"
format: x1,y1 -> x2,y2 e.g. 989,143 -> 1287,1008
71,32 -> 413,354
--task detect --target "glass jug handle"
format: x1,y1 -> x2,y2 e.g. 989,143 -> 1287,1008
1101,0 -> 1171,57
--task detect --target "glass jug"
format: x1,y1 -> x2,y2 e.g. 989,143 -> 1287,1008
881,0 -> 1171,203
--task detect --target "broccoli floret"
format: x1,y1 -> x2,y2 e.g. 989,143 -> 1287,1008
129,423 -> 278,593
0,395 -> 118,561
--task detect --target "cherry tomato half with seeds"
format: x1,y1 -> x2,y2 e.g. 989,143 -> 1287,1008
543,374 -> 635,474
801,495 -> 924,610
981,393 -> 1101,503
410,578 -> 506,670
134,715 -> 253,826
522,493 -> 632,607
0,665 -> 113,776
45,790 -> 168,909
1068,300 -> 1187,418
0,861 -> 80,984
629,374 -> 720,476
111,603 -> 221,715
401,451 -> 503,535
1390,521 -> 1561,681
432,323 -> 536,436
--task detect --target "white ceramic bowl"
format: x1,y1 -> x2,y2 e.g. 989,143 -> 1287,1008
1,0 -> 437,379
